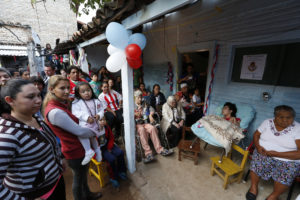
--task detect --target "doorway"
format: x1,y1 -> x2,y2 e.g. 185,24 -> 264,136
179,51 -> 209,101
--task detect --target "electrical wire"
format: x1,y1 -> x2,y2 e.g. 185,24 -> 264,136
1,26 -> 26,44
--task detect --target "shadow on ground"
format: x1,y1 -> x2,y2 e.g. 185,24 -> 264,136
64,140 -> 300,200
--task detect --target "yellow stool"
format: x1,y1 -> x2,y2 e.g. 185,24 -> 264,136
89,158 -> 109,188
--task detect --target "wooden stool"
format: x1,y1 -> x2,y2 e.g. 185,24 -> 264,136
178,126 -> 201,165
89,158 -> 109,188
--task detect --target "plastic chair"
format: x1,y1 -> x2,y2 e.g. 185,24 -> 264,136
89,158 -> 109,188
210,144 -> 249,189
178,126 -> 201,165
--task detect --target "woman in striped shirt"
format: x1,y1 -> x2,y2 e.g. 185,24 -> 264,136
0,79 -> 65,200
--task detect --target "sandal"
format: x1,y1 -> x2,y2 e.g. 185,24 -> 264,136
246,190 -> 257,200
143,154 -> 154,163
160,149 -> 174,156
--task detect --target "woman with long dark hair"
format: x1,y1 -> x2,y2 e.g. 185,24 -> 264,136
0,79 -> 65,199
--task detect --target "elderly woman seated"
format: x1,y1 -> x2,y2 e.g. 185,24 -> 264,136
161,96 -> 186,148
134,90 -> 173,163
246,105 -> 300,200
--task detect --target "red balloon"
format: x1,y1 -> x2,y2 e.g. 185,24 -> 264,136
127,57 -> 142,69
125,44 -> 142,59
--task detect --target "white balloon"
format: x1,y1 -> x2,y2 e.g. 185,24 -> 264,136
107,44 -> 121,55
106,51 -> 126,73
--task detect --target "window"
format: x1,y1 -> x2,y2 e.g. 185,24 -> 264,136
231,42 -> 300,88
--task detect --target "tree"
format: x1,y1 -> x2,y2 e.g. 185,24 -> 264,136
69,0 -> 113,16
31,0 -> 112,16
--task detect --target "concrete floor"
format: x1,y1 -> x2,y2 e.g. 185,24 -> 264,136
64,142 -> 300,200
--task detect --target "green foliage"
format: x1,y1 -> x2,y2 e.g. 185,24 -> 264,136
69,0 -> 113,16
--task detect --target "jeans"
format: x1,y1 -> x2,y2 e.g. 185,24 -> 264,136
67,158 -> 91,200
102,145 -> 126,180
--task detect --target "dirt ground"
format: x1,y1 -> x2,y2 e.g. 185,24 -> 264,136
64,142 -> 300,200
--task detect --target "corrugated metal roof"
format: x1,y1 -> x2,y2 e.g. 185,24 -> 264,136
0,45 -> 27,56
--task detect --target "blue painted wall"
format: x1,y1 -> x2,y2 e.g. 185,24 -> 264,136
143,63 -> 173,98
143,0 -> 300,145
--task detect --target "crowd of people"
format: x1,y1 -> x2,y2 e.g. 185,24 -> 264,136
0,61 -> 299,200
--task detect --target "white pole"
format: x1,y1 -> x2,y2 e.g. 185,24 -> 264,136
27,42 -> 38,76
121,63 -> 136,173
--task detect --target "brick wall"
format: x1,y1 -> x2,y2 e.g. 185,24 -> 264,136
0,0 -> 77,48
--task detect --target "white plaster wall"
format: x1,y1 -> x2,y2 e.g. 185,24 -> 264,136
0,0 -> 77,47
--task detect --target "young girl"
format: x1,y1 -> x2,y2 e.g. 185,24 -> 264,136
222,102 -> 240,126
139,82 -> 150,97
98,117 -> 127,188
72,82 -> 105,165
192,88 -> 203,108
98,82 -> 123,138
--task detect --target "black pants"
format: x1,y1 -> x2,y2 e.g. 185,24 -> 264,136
105,109 -> 123,137
169,125 -> 182,148
48,176 -> 66,200
21,175 -> 66,200
67,158 -> 92,200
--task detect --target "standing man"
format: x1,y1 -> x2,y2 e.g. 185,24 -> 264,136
43,61 -> 56,90
67,66 -> 87,100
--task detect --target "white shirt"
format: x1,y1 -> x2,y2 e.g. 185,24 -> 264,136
258,119 -> 300,162
192,94 -> 201,104
98,90 -> 122,111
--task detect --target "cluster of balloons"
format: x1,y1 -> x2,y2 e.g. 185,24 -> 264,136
105,22 -> 147,72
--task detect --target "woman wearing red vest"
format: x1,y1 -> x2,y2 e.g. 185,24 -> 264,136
43,75 -> 102,200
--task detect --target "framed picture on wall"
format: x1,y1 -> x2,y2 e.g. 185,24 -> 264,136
231,42 -> 300,87
240,54 -> 267,80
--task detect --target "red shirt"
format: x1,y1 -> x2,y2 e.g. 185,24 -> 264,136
68,78 -> 88,100
104,125 -> 114,150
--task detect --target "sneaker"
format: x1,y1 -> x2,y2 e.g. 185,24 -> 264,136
110,179 -> 120,188
160,149 -> 174,156
143,154 -> 154,163
118,172 -> 127,180
81,150 -> 95,165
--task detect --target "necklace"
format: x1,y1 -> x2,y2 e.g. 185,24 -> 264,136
83,99 -> 100,130
269,119 -> 295,136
